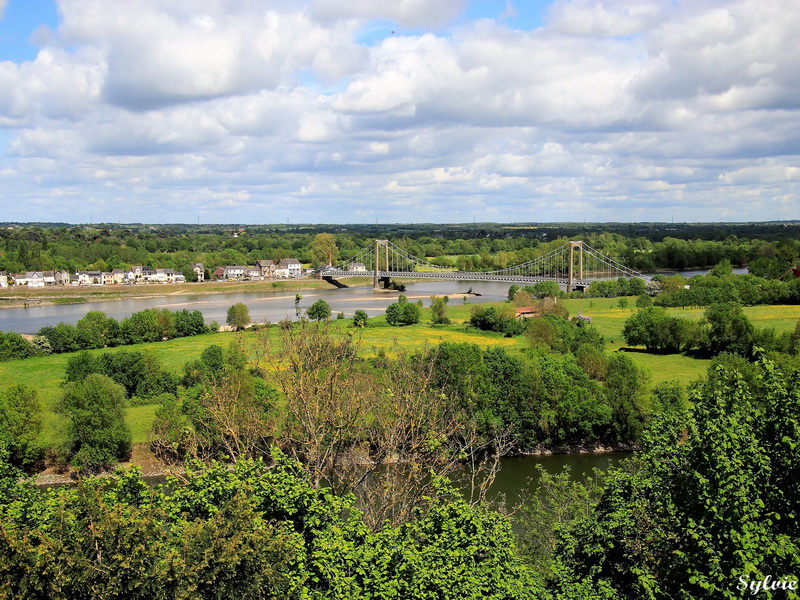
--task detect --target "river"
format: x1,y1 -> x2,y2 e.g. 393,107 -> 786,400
0,267 -> 748,334
0,280 -> 513,334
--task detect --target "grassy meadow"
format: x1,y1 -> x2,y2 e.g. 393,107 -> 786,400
2,296 -> 799,448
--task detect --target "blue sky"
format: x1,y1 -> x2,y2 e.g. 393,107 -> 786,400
0,0 -> 57,62
0,0 -> 799,224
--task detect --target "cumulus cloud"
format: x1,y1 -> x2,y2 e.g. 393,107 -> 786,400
58,0 -> 360,109
0,0 -> 798,223
309,0 -> 467,28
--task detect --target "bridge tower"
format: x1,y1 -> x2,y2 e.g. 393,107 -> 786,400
373,239 -> 390,290
567,241 -> 584,292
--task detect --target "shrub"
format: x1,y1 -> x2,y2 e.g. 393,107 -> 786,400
352,310 -> 369,328
226,303 -> 250,331
306,299 -> 332,321
57,374 -> 132,472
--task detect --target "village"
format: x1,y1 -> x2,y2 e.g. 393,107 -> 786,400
0,257 -> 310,287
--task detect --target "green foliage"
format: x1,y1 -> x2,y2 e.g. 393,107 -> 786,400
622,306 -> 689,353
704,301 -> 755,357
362,479 -> 537,599
523,281 -> 562,299
310,232 -> 338,267
226,302 -> 251,331
430,295 -> 451,324
0,453 -> 536,599
469,304 -> 524,336
550,357 -> 800,599
353,309 -> 369,327
386,295 -> 421,326
306,299 -> 332,321
517,465 -> 599,579
36,308 -> 208,357
529,351 -> 611,445
527,315 -> 604,355
65,350 -> 177,400
56,373 -> 132,472
76,310 -> 121,348
603,354 -> 650,443
0,385 -> 43,470
0,332 -> 34,361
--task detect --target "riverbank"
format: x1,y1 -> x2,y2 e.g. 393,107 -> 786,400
33,443 -> 185,486
0,277 -> 377,310
33,438 -> 638,487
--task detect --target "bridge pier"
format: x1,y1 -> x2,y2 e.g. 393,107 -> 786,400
373,276 -> 391,290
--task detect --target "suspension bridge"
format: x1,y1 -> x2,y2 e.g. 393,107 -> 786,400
317,240 -> 648,292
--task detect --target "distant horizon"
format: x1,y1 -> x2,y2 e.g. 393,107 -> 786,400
2,219 -> 800,228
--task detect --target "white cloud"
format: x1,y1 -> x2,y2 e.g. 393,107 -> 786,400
546,0 -> 670,36
309,0 -> 467,28
0,0 -> 798,223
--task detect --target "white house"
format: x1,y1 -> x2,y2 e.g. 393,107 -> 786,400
224,266 -> 246,280
276,258 -> 302,278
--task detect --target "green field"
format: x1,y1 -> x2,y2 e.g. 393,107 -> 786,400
561,297 -> 800,385
0,332 -> 233,445
2,299 -> 799,447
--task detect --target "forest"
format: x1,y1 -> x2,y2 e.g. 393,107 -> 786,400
0,221 -> 799,276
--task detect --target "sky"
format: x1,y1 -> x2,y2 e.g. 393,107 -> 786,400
0,0 -> 799,225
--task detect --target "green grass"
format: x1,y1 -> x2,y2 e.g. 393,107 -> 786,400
561,297 -> 800,387
0,332 -> 234,445
4,299 -> 799,450
127,405 -> 160,445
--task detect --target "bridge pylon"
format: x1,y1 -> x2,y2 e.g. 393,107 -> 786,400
373,239 -> 390,290
568,241 -> 584,292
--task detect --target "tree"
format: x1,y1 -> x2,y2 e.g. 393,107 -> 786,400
57,373 -> 132,472
617,297 -> 629,310
294,293 -> 302,317
507,285 -> 520,301
552,357 -> 800,599
310,233 -> 338,268
524,281 -> 561,299
386,295 -> 421,326
76,311 -> 119,349
704,302 -> 755,357
604,353 -> 650,443
226,303 -> 250,331
0,385 -> 43,470
622,306 -> 687,353
306,299 -> 331,321
430,295 -> 450,324
0,332 -> 34,361
352,310 -> 368,327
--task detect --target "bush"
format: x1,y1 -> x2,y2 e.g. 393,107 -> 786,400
0,385 -> 44,470
469,305 -> 524,336
57,373 -> 132,472
306,299 -> 332,321
386,295 -> 421,326
0,332 -> 34,361
430,296 -> 450,324
226,303 -> 251,331
352,310 -> 369,327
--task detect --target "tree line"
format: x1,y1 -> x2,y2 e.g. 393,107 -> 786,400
0,352 -> 797,598
2,222 -> 798,275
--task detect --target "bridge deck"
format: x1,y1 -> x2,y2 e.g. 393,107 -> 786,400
323,270 -> 604,286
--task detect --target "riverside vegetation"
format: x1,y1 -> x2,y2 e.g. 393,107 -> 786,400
0,255 -> 799,596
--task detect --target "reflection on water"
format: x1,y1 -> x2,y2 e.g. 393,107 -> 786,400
484,452 -> 628,508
